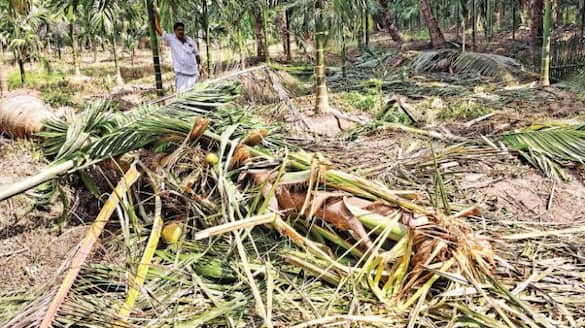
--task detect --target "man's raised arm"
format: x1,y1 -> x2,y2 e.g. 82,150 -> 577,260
152,6 -> 163,36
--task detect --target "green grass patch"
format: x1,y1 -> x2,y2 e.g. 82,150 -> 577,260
7,68 -> 83,108
41,80 -> 81,108
558,69 -> 585,100
403,29 -> 430,41
7,68 -> 67,89
438,100 -> 492,121
341,91 -> 380,112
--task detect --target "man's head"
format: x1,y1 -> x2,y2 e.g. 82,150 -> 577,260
174,22 -> 186,41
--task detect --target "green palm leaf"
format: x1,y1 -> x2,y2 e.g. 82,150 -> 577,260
495,126 -> 585,179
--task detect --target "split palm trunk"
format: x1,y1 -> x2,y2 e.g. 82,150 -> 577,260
69,23 -> 81,76
540,0 -> 552,86
378,0 -> 403,43
314,0 -> 329,114
145,0 -> 164,96
420,0 -> 446,48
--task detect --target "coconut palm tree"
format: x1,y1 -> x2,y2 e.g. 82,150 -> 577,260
288,0 -> 366,114
90,0 -> 124,84
50,0 -> 85,76
540,0 -> 552,86
531,0 -> 544,66
251,0 -> 270,63
3,0 -> 46,84
378,0 -> 403,43
215,0 -> 252,68
145,0 -> 164,96
419,0 -> 446,48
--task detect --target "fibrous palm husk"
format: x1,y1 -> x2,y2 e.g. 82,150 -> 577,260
0,94 -> 53,138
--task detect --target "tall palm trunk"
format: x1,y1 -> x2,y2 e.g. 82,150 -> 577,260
460,0 -> 468,52
111,32 -> 123,85
70,23 -> 81,75
540,0 -> 552,86
237,26 -> 246,69
472,0 -> 477,50
531,0 -> 544,67
203,0 -> 212,77
513,0 -> 517,40
365,8 -> 370,46
253,6 -> 266,59
146,0 -> 164,96
17,57 -> 26,84
57,35 -> 62,59
93,35 -> 98,63
314,0 -> 329,114
285,8 -> 292,60
0,44 -> 7,95
261,3 -> 270,64
278,11 -> 287,57
581,0 -> 585,38
486,0 -> 494,41
378,0 -> 403,43
419,0 -> 446,48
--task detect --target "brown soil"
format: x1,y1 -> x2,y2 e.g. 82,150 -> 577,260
0,226 -> 86,293
0,139 -> 93,294
460,171 -> 585,223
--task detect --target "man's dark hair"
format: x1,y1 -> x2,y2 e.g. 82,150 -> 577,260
173,22 -> 185,30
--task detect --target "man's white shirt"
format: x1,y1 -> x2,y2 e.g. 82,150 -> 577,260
162,32 -> 199,77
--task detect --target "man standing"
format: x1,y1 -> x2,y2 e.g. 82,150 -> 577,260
153,7 -> 203,92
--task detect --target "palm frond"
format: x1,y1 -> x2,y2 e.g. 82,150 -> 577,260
496,125 -> 585,179
411,50 -> 523,82
39,83 -> 249,163
411,49 -> 458,74
453,52 -> 522,81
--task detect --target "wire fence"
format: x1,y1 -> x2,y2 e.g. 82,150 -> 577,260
550,31 -> 585,79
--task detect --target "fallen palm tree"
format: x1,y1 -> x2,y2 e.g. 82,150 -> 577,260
0,83 -> 569,327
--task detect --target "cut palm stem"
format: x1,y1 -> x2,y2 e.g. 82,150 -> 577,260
40,165 -> 140,328
285,254 -> 341,285
117,184 -> 163,322
194,213 -> 277,240
0,160 -> 75,201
